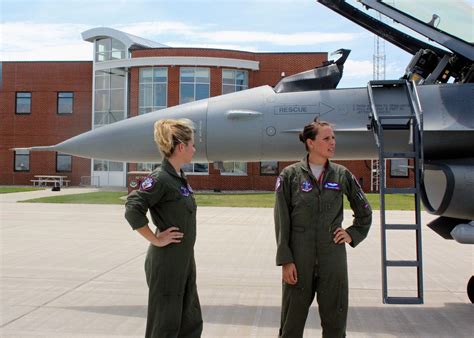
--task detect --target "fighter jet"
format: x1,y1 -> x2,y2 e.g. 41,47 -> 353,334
24,1 -> 473,300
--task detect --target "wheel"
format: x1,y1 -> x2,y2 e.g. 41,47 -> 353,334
468,275 -> 474,303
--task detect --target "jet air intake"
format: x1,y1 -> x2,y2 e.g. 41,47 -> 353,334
421,160 -> 474,220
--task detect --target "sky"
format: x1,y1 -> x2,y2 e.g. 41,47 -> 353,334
0,0 -> 471,88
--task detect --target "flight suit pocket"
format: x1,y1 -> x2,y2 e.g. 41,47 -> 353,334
334,279 -> 348,324
292,226 -> 305,233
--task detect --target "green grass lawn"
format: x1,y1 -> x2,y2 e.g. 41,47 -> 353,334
19,191 -> 419,210
19,192 -> 127,204
0,187 -> 45,194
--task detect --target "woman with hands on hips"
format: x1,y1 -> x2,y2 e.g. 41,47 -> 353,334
274,118 -> 372,338
125,119 -> 202,338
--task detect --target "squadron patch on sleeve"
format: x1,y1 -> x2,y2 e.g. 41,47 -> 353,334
275,176 -> 283,192
140,176 -> 156,191
187,183 -> 194,194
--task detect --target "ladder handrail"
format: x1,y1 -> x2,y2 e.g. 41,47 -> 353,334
367,79 -> 424,305
407,80 -> 424,173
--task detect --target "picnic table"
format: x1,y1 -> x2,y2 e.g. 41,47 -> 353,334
31,175 -> 70,187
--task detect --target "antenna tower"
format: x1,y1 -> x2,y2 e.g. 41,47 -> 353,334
371,12 -> 386,192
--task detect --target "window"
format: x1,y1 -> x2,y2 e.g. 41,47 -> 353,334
93,160 -> 124,172
260,161 -> 279,175
180,68 -> 210,104
221,162 -> 247,176
95,38 -> 126,62
57,92 -> 74,114
390,159 -> 409,177
93,159 -> 108,171
222,69 -> 248,94
137,162 -> 160,172
139,68 -> 168,115
182,163 -> 209,174
14,150 -> 30,171
16,92 -> 31,114
56,153 -> 72,172
94,68 -> 126,128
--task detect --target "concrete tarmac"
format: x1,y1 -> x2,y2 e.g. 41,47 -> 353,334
1,189 -> 473,337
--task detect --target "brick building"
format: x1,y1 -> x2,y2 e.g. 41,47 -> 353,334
0,27 -> 413,191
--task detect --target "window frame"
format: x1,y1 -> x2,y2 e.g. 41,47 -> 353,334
220,162 -> 248,176
15,92 -> 32,114
136,162 -> 161,172
390,159 -> 409,177
222,69 -> 248,95
139,67 -> 168,115
57,92 -> 74,114
56,153 -> 72,172
181,163 -> 209,175
260,161 -> 279,176
14,150 -> 30,172
179,67 -> 210,104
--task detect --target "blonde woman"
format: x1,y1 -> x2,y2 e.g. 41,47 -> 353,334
125,119 -> 202,338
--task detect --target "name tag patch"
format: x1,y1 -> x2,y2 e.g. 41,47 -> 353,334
140,177 -> 156,191
300,180 -> 313,192
324,182 -> 341,191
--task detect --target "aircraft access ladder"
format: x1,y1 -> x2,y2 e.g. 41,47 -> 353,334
367,79 -> 424,304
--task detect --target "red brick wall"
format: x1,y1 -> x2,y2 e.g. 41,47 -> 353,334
0,62 -> 92,185
1,53 -> 412,192
127,48 -> 330,191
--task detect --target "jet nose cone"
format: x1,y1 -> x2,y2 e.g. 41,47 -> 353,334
37,99 -> 209,163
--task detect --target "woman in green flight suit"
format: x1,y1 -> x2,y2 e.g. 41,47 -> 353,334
125,119 -> 202,338
275,119 -> 372,338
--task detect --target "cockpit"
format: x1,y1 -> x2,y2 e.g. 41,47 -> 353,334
319,0 -> 473,84
275,0 -> 473,92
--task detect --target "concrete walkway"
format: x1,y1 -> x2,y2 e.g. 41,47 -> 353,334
0,189 -> 473,337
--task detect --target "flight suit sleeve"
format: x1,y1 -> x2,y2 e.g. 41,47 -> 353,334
343,170 -> 372,247
124,176 -> 166,230
274,172 -> 294,266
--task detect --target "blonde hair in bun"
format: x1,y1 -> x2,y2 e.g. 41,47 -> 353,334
154,119 -> 194,158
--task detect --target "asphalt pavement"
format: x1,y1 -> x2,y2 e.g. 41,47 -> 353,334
1,188 -> 472,337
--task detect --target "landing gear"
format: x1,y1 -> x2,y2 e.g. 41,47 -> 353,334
468,276 -> 474,303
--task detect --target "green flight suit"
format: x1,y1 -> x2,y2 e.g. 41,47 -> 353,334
274,156 -> 372,338
125,158 -> 203,338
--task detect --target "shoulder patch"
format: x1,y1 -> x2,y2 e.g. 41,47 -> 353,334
140,176 -> 156,191
275,176 -> 283,192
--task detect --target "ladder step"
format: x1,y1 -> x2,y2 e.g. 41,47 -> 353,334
378,115 -> 413,120
385,224 -> 419,230
386,260 -> 420,267
384,297 -> 423,305
369,79 -> 407,87
383,152 -> 417,158
384,188 -> 417,194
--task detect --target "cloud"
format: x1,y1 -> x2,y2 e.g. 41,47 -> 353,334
343,60 -> 373,77
342,59 -> 407,79
162,41 -> 259,52
1,20 -> 361,61
197,31 -> 357,46
120,21 -> 359,46
118,21 -> 198,38
1,22 -> 92,61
